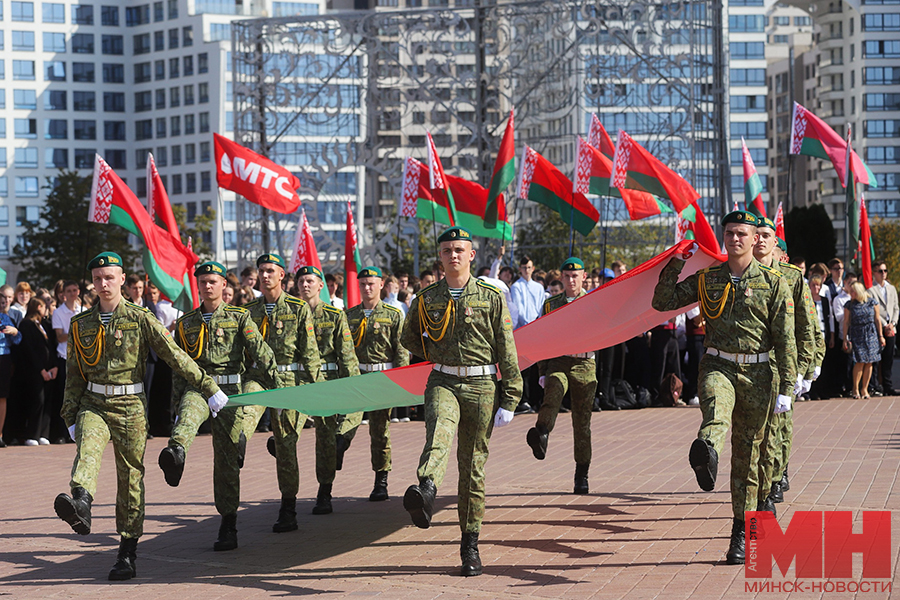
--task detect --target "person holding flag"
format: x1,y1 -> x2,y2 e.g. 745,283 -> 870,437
243,254 -> 322,534
292,265 -> 360,515
651,212 -> 796,565
55,252 -> 226,581
157,261 -> 281,551
340,267 -> 409,502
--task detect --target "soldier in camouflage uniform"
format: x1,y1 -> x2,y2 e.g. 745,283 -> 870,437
55,252 -> 224,581
342,266 -> 409,502
753,227 -> 824,510
651,211 -> 797,565
293,265 -> 360,515
526,257 -> 598,494
157,261 -> 281,551
401,226 -> 522,577
243,254 -> 322,533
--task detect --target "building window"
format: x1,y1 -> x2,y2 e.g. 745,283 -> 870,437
201,171 -> 211,192
46,148 -> 68,168
183,55 -> 193,76
170,115 -> 181,136
74,120 -> 96,140
198,82 -> 209,103
210,24 -> 231,42
104,120 -> 126,140
186,172 -> 196,193
102,34 -> 124,55
865,93 -> 900,111
154,30 -> 164,51
199,112 -> 210,133
866,146 -> 900,164
135,119 -> 152,140
731,42 -> 765,59
105,149 -> 126,169
44,90 -> 66,110
185,143 -> 196,164
171,145 -> 181,165
72,4 -> 93,24
200,141 -> 210,162
14,89 -> 37,109
182,26 -> 193,47
12,30 -> 36,51
71,33 -> 94,54
15,117 -> 38,138
43,3 -> 65,23
134,91 -> 152,112
795,16 -> 810,25
170,87 -> 180,107
13,60 -> 35,80
155,146 -> 167,165
15,147 -> 38,168
184,114 -> 195,135
155,60 -> 165,80
155,89 -> 166,109
198,53 -> 209,74
135,148 -> 151,167
15,177 -> 39,197
73,62 -> 96,82
134,62 -> 151,83
73,91 -> 96,111
43,32 -> 65,52
133,33 -> 150,55
168,28 -> 178,49
45,60 -> 66,81
74,149 -> 94,168
156,117 -> 166,138
731,121 -> 766,139
16,206 -> 40,225
153,1 -> 163,21
864,13 -> 900,31
172,174 -> 183,195
167,0 -> 177,19
728,15 -> 765,32
169,57 -> 179,78
101,5 -> 119,25
731,95 -> 766,112
102,63 -> 124,83
125,5 -> 149,26
45,119 -> 67,139
103,91 -> 125,112
12,2 -> 35,22
184,85 -> 194,105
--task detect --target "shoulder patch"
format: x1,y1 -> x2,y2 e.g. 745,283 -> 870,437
475,280 -> 501,294
383,304 -> 402,314
72,310 -> 94,323
322,304 -> 341,315
124,300 -> 151,313
224,305 -> 249,314
244,298 -> 262,308
179,307 -> 201,323
759,264 -> 784,277
284,295 -> 306,307
418,282 -> 440,296
781,262 -> 803,273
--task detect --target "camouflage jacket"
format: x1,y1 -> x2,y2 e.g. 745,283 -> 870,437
312,300 -> 359,381
537,289 -> 593,377
172,301 -> 280,398
63,298 -> 218,426
775,261 -> 822,379
651,258 -> 797,396
401,276 -> 523,411
244,291 -> 322,387
346,300 -> 409,369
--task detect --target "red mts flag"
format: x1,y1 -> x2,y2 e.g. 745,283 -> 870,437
774,202 -> 785,239
344,202 -> 361,308
860,195 -> 874,289
214,133 -> 301,214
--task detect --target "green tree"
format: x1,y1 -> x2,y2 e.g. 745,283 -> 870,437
171,204 -> 216,261
11,171 -> 138,288
783,204 -> 837,265
871,218 -> 900,276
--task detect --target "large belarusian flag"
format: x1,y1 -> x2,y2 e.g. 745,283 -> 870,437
89,154 -> 196,311
741,137 -> 766,217
484,110 -> 515,229
400,158 -> 512,240
344,201 -> 362,308
518,146 -> 599,237
789,103 -> 876,187
574,137 -> 671,220
426,132 -> 459,227
610,130 -> 700,214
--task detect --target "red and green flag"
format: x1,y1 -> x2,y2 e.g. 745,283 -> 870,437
860,194 -> 875,288
344,201 -> 362,308
400,158 -> 512,240
610,130 -> 700,214
774,202 -> 785,240
574,137 -> 671,220
517,146 -> 599,237
678,202 -> 720,255
845,125 -> 864,249
89,154 -> 196,311
789,103 -> 876,187
587,113 -> 616,159
741,137 -> 766,217
288,208 -> 331,304
426,132 -> 459,227
484,110 -> 515,229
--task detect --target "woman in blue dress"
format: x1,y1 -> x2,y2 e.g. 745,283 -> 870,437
842,282 -> 885,398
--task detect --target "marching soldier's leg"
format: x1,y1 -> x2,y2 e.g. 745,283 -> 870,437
757,407 -> 781,509
241,404 -> 268,439
210,405 -> 243,552
455,377 -> 496,536
691,357 -> 736,492
368,408 -> 392,501
528,372 -> 567,460
773,411 -> 793,484
570,364 -> 598,494
312,415 -> 339,515
335,411 -> 363,471
271,408 -> 304,533
160,389 -> 208,487
731,362 -> 774,520
55,407 -> 109,535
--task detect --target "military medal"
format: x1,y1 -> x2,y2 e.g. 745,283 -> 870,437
115,329 -> 123,347
276,320 -> 283,332
216,327 -> 224,338
465,306 -> 474,317
745,287 -> 752,298
374,322 -> 380,330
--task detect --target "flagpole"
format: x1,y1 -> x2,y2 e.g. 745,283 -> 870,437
216,187 -> 228,270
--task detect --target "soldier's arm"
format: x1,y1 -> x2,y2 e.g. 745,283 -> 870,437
401,296 -> 426,360
145,312 -> 220,398
335,312 -> 361,378
297,304 -> 323,383
391,311 -> 409,368
240,312 -> 280,389
793,276 -> 817,379
493,292 -> 523,412
770,278 -> 798,397
170,319 -> 188,402
61,333 -> 87,427
651,258 -> 700,313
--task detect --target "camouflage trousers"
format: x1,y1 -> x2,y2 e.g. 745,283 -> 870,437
536,357 -> 597,466
338,408 -> 392,472
417,371 -> 498,534
697,355 -> 774,519
70,392 -> 147,539
314,414 -> 340,485
169,384 -> 251,516
758,409 -> 792,504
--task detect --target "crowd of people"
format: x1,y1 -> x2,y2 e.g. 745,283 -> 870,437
1,250 -> 895,449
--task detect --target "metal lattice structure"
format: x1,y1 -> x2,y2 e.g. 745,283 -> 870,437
231,0 -> 727,271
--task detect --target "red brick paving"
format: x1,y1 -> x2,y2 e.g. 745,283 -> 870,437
1,397 -> 899,599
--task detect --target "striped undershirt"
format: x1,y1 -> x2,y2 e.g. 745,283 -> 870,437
449,287 -> 464,300
364,309 -> 373,318
202,312 -> 213,323
99,312 -> 113,326
265,303 -> 276,316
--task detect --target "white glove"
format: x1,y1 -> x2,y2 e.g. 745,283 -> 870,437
67,424 -> 76,441
813,366 -> 821,381
538,376 -> 546,389
677,241 -> 699,261
793,374 -> 804,397
493,407 -> 514,428
774,394 -> 792,414
801,379 -> 813,395
207,390 -> 229,417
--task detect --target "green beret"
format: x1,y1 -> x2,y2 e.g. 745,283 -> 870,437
437,226 -> 472,243
721,210 -> 759,227
88,251 -> 124,271
561,257 -> 585,271
194,261 -> 227,278
296,265 -> 324,280
776,237 -> 788,252
256,253 -> 286,269
756,216 -> 776,231
358,266 -> 383,279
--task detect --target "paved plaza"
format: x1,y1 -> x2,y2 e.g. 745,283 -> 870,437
1,396 -> 899,599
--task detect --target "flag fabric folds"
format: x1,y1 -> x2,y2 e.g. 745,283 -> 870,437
741,138 -> 766,217
845,125 -> 862,249
214,133 -> 302,214
860,195 -> 874,289
587,113 -> 616,158
789,103 -> 876,187
774,202 -> 785,240
344,202 -> 361,308
484,110 -> 515,229
426,132 -> 459,227
518,146 -> 599,237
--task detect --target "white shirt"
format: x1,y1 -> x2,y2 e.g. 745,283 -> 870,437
384,293 -> 407,316
156,300 -> 182,331
330,296 -> 345,310
52,302 -> 84,359
510,277 -> 545,328
832,290 -> 851,339
478,276 -> 518,327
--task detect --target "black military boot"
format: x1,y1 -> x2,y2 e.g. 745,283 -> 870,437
526,425 -> 549,460
54,486 -> 93,535
369,471 -> 389,502
403,478 -> 437,529
312,484 -> 333,515
689,438 -> 718,491
213,514 -> 238,551
780,465 -> 790,492
574,463 -> 590,495
158,445 -> 186,487
335,435 -> 350,471
237,431 -> 247,469
726,519 -> 746,565
266,435 -> 277,458
770,480 -> 784,503
108,537 -> 138,581
460,532 -> 483,577
272,497 -> 298,532
757,496 -> 777,517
